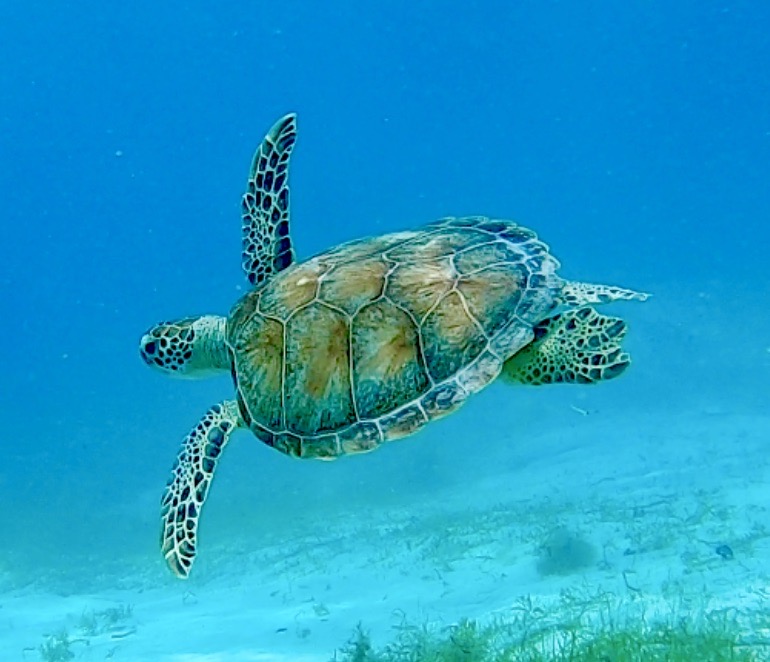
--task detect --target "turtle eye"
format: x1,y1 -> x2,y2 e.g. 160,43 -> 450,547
143,341 -> 157,356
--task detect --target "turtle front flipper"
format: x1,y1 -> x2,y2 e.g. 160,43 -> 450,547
241,113 -> 298,287
161,400 -> 245,578
501,307 -> 631,385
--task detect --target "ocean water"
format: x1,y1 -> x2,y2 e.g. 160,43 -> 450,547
2,1 -> 769,660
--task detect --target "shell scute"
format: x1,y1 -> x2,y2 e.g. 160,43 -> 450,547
422,290 -> 487,383
352,300 -> 429,419
454,240 -> 525,273
300,434 -> 340,459
319,256 -> 387,315
378,404 -> 428,440
386,258 -> 455,322
458,265 -> 527,336
258,260 -> 324,320
285,303 -> 355,434
339,422 -> 382,455
386,227 -> 489,261
421,381 -> 466,417
231,313 -> 284,429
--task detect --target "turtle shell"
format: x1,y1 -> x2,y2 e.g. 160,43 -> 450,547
226,216 -> 561,459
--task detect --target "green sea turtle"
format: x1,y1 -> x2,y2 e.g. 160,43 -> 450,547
139,113 -> 648,578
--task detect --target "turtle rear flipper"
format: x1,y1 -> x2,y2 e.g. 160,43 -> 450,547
501,307 -> 630,385
161,401 -> 244,578
560,280 -> 650,306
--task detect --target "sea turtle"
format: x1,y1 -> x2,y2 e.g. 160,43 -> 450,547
139,113 -> 648,578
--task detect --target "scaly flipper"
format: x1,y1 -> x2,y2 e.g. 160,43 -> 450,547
241,113 -> 298,287
161,401 -> 245,578
560,281 -> 650,306
502,307 -> 630,385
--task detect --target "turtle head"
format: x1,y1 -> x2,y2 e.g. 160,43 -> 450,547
140,315 -> 230,378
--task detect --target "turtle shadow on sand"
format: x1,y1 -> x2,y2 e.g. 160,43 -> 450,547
536,526 -> 599,577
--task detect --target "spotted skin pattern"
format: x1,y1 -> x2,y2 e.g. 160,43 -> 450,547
501,307 -> 631,385
140,316 -> 228,377
139,318 -> 197,372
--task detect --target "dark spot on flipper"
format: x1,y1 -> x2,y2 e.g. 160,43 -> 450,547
274,252 -> 293,271
275,237 -> 292,255
606,320 -> 626,338
277,188 -> 288,211
207,427 -> 225,446
174,557 -> 192,578
206,443 -> 222,459
604,361 -> 629,380
606,349 -> 622,363
276,133 -> 295,153
587,335 -> 602,350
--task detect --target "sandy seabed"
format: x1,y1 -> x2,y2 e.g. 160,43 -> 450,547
3,405 -> 769,661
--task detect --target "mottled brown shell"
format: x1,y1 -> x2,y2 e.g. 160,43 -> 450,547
227,216 -> 561,459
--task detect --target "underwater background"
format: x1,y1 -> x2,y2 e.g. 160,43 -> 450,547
2,1 -> 769,659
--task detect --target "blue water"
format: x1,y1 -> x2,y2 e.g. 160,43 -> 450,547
2,1 -> 769,658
